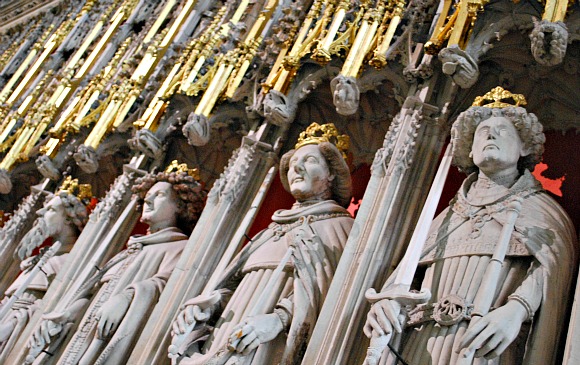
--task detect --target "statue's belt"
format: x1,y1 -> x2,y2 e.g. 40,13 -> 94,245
407,294 -> 474,327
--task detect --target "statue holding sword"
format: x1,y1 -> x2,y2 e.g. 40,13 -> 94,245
364,87 -> 577,365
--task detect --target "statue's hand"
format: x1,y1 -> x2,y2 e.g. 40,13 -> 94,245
96,294 -> 131,338
364,299 -> 404,338
172,290 -> 223,336
29,312 -> 66,349
228,313 -> 283,355
172,304 -> 212,335
456,300 -> 527,359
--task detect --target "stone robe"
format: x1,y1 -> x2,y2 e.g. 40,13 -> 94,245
182,200 -> 353,365
381,171 -> 577,365
55,227 -> 188,365
0,243 -> 72,363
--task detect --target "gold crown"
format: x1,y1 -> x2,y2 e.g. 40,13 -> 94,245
58,176 -> 93,201
472,86 -> 527,108
165,160 -> 201,181
295,123 -> 350,159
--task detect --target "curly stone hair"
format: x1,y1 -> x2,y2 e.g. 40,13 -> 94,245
56,191 -> 89,231
132,171 -> 207,233
280,142 -> 352,208
451,106 -> 546,174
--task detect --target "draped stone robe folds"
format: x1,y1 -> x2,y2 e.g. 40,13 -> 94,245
55,227 -> 188,365
181,200 -> 353,365
381,171 -> 577,365
0,244 -> 71,363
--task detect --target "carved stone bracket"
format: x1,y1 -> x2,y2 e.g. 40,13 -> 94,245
73,145 -> 99,174
262,89 -> 297,126
182,113 -> 210,146
35,155 -> 61,181
127,129 -> 165,159
439,46 -> 480,89
530,19 -> 569,66
0,168 -> 12,194
331,74 -> 360,116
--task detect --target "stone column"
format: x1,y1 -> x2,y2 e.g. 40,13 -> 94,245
302,79 -> 456,364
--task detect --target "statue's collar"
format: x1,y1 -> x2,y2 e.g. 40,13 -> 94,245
127,227 -> 187,249
458,170 -> 541,207
272,200 -> 349,224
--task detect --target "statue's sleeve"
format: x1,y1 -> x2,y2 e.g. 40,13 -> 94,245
507,259 -> 543,321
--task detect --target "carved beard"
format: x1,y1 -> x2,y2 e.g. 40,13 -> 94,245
17,217 -> 57,259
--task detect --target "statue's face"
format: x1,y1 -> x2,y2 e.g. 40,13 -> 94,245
141,182 -> 179,228
471,116 -> 526,173
37,196 -> 67,233
288,144 -> 334,201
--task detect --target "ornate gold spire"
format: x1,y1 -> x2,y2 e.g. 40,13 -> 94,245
164,160 -> 201,181
472,86 -> 527,108
295,122 -> 350,158
58,176 -> 93,200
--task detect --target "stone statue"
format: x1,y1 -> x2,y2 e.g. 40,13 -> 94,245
0,179 -> 90,362
364,87 -> 577,365
28,164 -> 206,365
172,122 -> 354,365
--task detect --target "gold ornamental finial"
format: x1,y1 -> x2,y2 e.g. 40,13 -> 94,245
58,176 -> 93,200
472,86 -> 527,108
165,160 -> 201,181
295,122 -> 350,159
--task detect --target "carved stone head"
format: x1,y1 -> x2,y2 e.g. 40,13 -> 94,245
132,170 -> 206,234
73,145 -> 99,174
16,191 -> 88,260
280,142 -> 352,207
451,107 -> 545,175
330,74 -> 360,116
262,89 -> 296,126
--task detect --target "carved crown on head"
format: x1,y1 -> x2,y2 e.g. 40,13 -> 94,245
58,176 -> 93,201
472,86 -> 527,108
164,160 -> 201,181
295,122 -> 350,159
